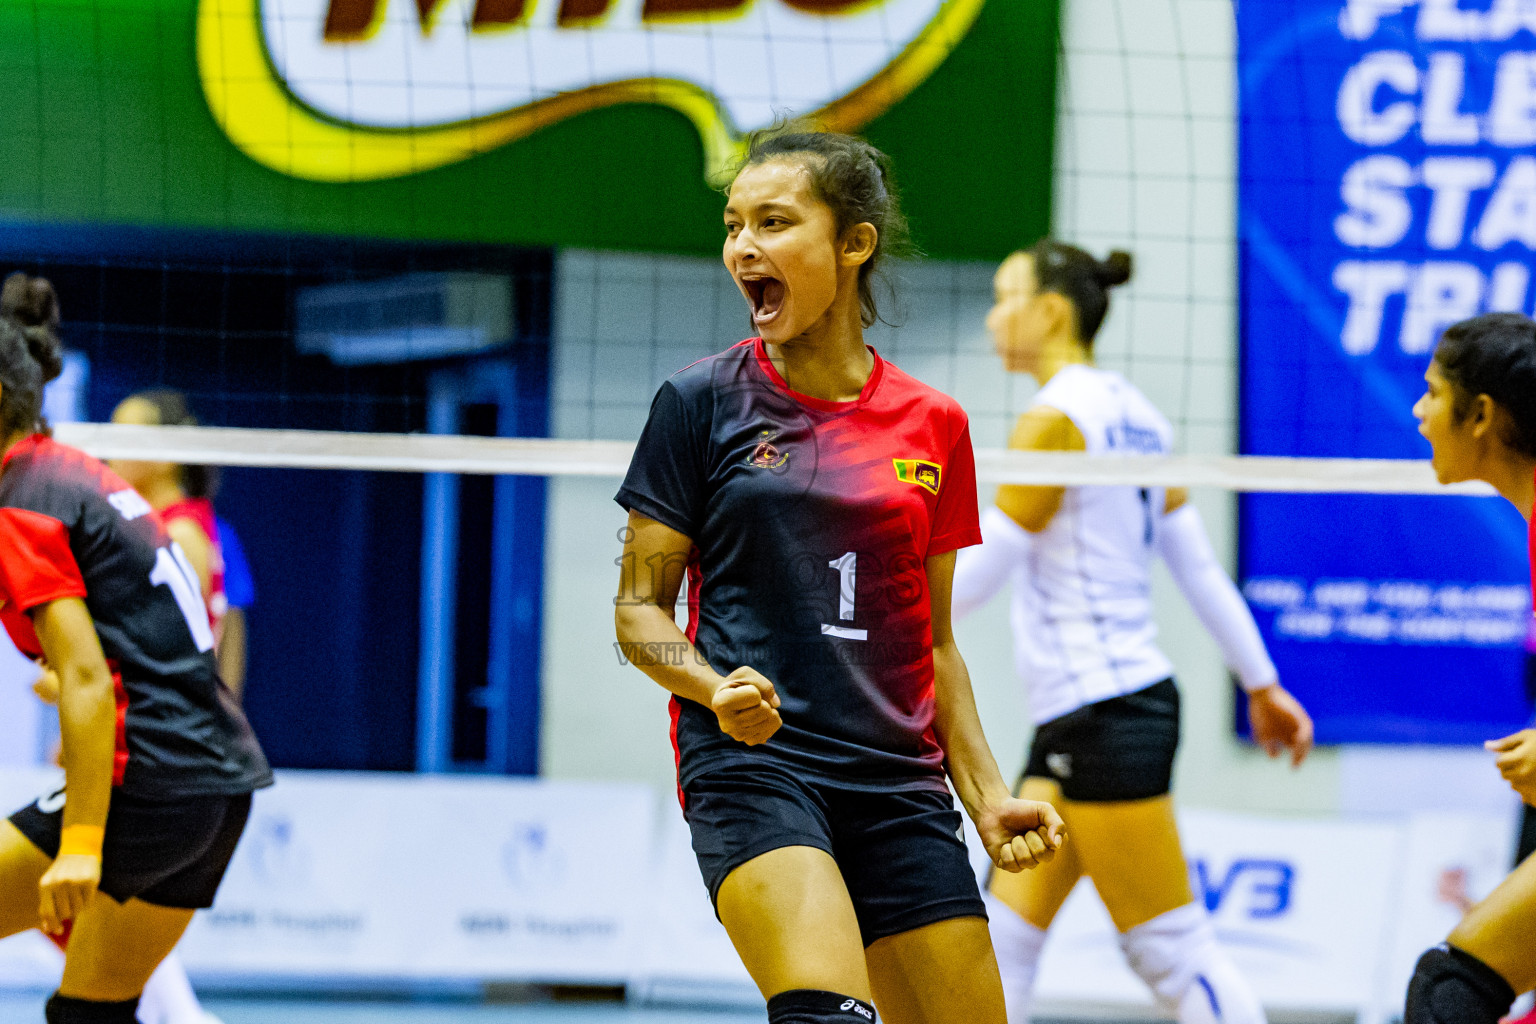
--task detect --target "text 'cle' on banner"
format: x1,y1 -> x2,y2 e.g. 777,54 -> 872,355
1237,0 -> 1534,744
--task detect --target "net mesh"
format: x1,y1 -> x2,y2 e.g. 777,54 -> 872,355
3,0 -> 1528,789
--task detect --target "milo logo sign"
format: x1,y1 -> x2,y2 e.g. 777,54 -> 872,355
197,0 -> 982,183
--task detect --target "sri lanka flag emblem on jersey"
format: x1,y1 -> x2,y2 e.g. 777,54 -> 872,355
893,459 -> 942,496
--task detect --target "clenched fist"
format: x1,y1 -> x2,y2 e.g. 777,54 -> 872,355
711,667 -> 782,746
978,798 -> 1067,872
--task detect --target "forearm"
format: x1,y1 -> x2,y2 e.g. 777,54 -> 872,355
218,608 -> 247,699
614,603 -> 726,706
56,663 -> 116,830
931,640 -> 1011,820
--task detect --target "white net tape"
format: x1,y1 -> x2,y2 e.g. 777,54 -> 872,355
54,423 -> 1492,496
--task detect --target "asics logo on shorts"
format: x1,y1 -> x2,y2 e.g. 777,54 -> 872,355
37,786 -> 66,814
1046,752 -> 1073,779
841,1000 -> 874,1020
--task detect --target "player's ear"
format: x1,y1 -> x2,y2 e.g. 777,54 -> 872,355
839,222 -> 878,268
1036,291 -> 1074,336
1467,393 -> 1496,440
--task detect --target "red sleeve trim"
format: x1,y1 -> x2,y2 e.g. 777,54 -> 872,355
0,508 -> 88,612
927,527 -> 985,558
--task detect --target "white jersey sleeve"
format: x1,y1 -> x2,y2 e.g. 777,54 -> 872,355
953,506 -> 1033,620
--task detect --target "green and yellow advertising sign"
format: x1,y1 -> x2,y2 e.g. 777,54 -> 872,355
0,0 -> 1056,258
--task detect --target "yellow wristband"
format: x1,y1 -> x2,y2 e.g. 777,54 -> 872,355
57,825 -> 104,860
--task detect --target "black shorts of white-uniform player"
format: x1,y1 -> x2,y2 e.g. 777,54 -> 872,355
0,433 -> 272,1022
617,341 -> 988,1019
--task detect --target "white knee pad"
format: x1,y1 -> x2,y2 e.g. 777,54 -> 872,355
1117,902 -> 1266,1024
985,891 -> 1048,1024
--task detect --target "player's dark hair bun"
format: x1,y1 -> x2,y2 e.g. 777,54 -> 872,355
1025,239 -> 1134,345
1096,251 -> 1134,288
22,324 -> 63,385
2,273 -> 64,385
1,273 -> 62,332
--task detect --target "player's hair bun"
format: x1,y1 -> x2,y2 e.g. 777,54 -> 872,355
1,273 -> 62,332
22,324 -> 64,385
1,273 -> 63,385
1096,251 -> 1134,288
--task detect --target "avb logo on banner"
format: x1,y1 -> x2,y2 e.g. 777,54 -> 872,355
196,0 -> 983,182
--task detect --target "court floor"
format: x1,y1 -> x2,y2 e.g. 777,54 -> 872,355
0,995 -> 763,1023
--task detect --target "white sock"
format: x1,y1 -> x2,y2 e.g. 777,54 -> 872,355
985,890 -> 1049,1024
137,952 -> 205,1024
1117,902 -> 1266,1024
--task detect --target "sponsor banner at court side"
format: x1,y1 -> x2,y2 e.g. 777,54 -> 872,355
177,772 -> 654,980
199,0 -> 983,182
1032,810 -> 1401,1016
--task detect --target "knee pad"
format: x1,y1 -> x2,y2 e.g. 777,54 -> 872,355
984,891 -> 1049,1024
767,989 -> 878,1023
1117,902 -> 1265,1024
44,993 -> 141,1024
1405,945 -> 1515,1024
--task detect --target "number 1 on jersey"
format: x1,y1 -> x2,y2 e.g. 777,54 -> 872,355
822,551 -> 867,641
149,544 -> 216,653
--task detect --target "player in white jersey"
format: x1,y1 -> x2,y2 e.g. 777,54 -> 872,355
954,241 -> 1315,1024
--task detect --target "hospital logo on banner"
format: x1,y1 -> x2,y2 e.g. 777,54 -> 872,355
195,0 -> 983,183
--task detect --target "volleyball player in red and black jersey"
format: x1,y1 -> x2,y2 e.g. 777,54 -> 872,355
0,315 -> 271,1024
614,130 -> 1065,1024
1405,312 -> 1536,1024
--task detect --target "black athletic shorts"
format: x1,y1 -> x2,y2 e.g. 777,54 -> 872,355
1023,678 -> 1181,802
682,762 -> 985,946
10,786 -> 253,909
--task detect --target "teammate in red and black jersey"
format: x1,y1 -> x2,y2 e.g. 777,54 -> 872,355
0,314 -> 271,1024
614,129 -> 1065,1024
1406,313 -> 1536,1024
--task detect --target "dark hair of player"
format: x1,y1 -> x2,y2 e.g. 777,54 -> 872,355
126,388 -> 219,499
1434,313 -> 1536,458
737,128 -> 913,328
0,307 -> 64,440
1025,239 -> 1133,344
1,272 -> 62,336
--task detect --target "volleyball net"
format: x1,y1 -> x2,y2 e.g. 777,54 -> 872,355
52,421 -> 1486,495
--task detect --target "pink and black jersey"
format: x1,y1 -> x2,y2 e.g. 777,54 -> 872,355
0,434 -> 270,798
616,340 -> 983,790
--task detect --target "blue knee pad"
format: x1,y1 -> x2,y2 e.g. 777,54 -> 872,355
44,993 -> 140,1024
1405,945 -> 1515,1024
768,989 -> 879,1023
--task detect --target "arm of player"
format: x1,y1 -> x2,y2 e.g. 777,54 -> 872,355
952,506 -> 1033,620
994,406 -> 1085,533
31,597 -> 117,934
1157,493 -> 1314,767
613,511 -> 781,746
927,551 -> 1065,872
166,516 -> 213,599
1486,729 -> 1536,803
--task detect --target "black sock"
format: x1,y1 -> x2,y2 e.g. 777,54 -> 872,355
767,989 -> 878,1023
44,993 -> 141,1024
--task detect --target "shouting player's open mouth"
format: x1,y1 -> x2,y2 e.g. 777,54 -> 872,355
740,274 -> 786,327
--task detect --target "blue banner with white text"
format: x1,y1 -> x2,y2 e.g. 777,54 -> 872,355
1238,0 -> 1533,743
